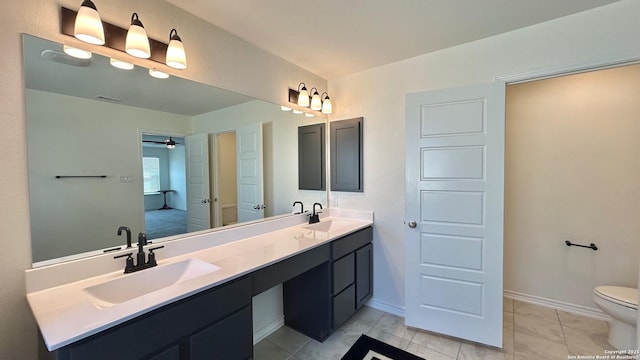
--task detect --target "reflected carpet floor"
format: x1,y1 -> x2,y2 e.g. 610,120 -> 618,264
145,209 -> 187,239
341,335 -> 425,360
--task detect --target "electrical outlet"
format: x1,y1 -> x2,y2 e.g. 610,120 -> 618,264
119,175 -> 133,183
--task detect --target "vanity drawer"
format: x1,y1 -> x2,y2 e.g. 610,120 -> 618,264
333,284 -> 356,328
331,226 -> 373,259
332,253 -> 354,295
190,306 -> 253,360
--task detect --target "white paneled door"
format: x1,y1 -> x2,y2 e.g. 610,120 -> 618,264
405,82 -> 505,347
236,123 -> 265,223
186,133 -> 211,232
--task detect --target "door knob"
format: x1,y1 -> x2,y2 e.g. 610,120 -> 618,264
408,220 -> 417,229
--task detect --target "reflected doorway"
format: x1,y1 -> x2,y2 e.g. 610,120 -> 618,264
212,131 -> 238,227
141,133 -> 187,239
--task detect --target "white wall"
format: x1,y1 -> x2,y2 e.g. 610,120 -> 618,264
27,89 -> 190,262
328,0 -> 640,312
0,0 -> 324,357
505,64 -> 640,307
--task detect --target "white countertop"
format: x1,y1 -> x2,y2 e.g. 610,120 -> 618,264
26,213 -> 373,351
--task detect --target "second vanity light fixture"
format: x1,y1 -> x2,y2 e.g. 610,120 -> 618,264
63,1 -> 188,75
287,82 -> 333,115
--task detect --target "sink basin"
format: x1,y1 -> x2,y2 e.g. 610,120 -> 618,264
83,258 -> 220,306
303,219 -> 353,233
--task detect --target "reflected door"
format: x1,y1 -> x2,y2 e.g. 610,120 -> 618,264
405,82 -> 505,347
236,123 -> 264,222
186,133 -> 211,232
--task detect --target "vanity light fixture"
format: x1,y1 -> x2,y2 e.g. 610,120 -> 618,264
166,29 -> 187,69
109,58 -> 134,70
149,68 -> 169,79
310,88 -> 322,111
63,45 -> 92,59
321,92 -> 332,114
125,13 -> 151,59
73,0 -> 105,45
297,83 -> 310,107
62,7 -> 188,71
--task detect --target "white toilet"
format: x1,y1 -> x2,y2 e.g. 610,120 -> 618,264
592,286 -> 638,350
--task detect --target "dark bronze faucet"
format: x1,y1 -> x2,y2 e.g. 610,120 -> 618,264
292,201 -> 304,214
114,232 -> 164,273
117,226 -> 132,248
309,203 -> 322,224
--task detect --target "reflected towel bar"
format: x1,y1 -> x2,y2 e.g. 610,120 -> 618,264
55,175 -> 107,178
565,240 -> 598,251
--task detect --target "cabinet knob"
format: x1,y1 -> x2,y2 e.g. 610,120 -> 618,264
408,220 -> 417,229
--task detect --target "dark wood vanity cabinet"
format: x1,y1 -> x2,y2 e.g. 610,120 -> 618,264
46,277 -> 253,360
283,226 -> 373,341
43,226 -> 373,359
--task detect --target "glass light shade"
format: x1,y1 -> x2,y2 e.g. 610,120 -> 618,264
166,30 -> 187,70
167,144 -> 176,149
310,91 -> 322,111
281,106 -> 292,111
63,45 -> 92,59
126,15 -> 151,59
110,58 -> 134,70
305,113 -> 315,118
149,68 -> 169,79
321,98 -> 333,114
292,109 -> 303,114
74,1 -> 105,45
298,87 -> 309,107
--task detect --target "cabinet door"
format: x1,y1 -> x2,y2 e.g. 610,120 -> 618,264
298,123 -> 326,190
330,117 -> 363,192
190,306 -> 253,360
356,243 -> 373,309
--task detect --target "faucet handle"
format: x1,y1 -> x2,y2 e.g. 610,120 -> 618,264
147,246 -> 165,266
114,253 -> 134,273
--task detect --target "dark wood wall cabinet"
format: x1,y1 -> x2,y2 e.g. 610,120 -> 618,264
298,123 -> 326,190
330,117 -> 363,192
44,226 -> 373,360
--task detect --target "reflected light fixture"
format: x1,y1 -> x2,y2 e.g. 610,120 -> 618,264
74,0 -> 105,45
310,88 -> 322,111
110,58 -> 134,70
166,137 -> 176,149
63,45 -> 92,59
281,106 -> 292,111
125,13 -> 151,59
304,113 -> 315,118
321,92 -> 332,114
166,29 -> 187,69
149,68 -> 169,79
292,109 -> 303,115
297,83 -> 309,107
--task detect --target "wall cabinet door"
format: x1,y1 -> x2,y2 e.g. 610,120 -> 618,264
330,117 -> 363,192
298,123 -> 326,190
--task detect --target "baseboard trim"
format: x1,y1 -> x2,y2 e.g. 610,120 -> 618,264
366,297 -> 405,317
253,316 -> 285,345
504,290 -> 611,321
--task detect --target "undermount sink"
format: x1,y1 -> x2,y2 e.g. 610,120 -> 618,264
83,258 -> 220,306
303,219 -> 352,233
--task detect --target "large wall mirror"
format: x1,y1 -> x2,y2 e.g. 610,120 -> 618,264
23,34 -> 327,266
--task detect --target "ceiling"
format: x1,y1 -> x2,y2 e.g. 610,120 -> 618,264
166,0 -> 620,79
24,35 -> 254,116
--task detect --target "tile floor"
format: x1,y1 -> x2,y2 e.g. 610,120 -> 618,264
253,298 -> 616,360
